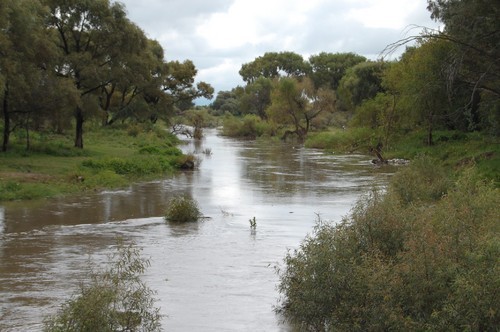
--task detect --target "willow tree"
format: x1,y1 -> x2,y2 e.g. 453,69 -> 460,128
267,77 -> 335,142
390,40 -> 453,145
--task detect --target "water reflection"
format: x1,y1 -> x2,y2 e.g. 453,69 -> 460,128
0,128 -> 394,331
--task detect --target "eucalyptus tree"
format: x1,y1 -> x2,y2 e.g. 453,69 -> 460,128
308,52 -> 367,90
160,59 -> 214,119
337,60 -> 386,112
211,89 -> 242,116
239,76 -> 272,119
44,0 -> 141,148
139,57 -> 214,124
98,19 -> 150,125
383,0 -> 499,132
239,52 -> 310,83
0,0 -> 54,151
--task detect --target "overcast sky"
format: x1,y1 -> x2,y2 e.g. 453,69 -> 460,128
118,0 -> 441,103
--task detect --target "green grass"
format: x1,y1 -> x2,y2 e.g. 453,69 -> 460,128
0,125 -> 184,201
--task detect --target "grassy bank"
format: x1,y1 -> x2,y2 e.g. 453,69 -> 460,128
306,128 -> 500,185
0,125 -> 188,201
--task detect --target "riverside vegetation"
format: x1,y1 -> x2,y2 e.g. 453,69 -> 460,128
0,123 -> 192,201
164,195 -> 202,223
276,157 -> 499,331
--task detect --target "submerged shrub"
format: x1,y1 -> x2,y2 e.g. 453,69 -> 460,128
164,195 -> 201,222
44,240 -> 161,332
221,114 -> 274,138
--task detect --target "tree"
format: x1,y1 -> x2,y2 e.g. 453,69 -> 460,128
141,56 -> 214,124
44,0 -> 131,148
393,40 -> 454,145
160,60 -> 214,117
427,0 -> 500,132
0,0 -> 55,151
239,77 -> 272,119
384,0 -> 500,133
211,88 -> 243,116
98,19 -> 151,125
308,52 -> 366,90
337,61 -> 386,112
267,77 -> 335,142
239,52 -> 310,83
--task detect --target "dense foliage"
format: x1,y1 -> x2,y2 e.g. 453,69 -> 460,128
44,240 -> 162,332
276,158 -> 499,331
0,0 -> 213,151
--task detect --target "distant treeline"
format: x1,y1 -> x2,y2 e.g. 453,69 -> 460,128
212,0 -> 499,144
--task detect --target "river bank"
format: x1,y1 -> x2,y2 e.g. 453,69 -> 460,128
0,125 -> 189,201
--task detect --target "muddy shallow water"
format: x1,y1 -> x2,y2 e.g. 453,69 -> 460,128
0,129 -> 394,331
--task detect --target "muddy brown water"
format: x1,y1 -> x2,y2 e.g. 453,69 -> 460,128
0,128 -> 394,331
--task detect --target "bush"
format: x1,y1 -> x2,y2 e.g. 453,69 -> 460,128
221,114 -> 275,138
164,195 -> 201,222
388,156 -> 452,204
44,240 -> 161,332
276,162 -> 500,331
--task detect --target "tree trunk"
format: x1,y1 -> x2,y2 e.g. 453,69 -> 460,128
25,114 -> 30,150
74,106 -> 84,148
427,119 -> 433,146
468,88 -> 481,131
2,84 -> 10,152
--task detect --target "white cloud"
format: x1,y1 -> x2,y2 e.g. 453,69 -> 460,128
345,0 -> 421,29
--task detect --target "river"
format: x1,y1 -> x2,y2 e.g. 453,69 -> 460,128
0,128 -> 394,331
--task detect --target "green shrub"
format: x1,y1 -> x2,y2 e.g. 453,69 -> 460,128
164,195 -> 201,222
276,165 -> 499,331
388,155 -> 452,204
221,114 -> 275,138
44,240 -> 162,332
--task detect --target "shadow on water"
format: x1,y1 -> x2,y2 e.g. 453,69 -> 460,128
0,128 -> 395,331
